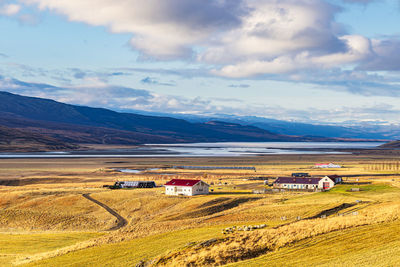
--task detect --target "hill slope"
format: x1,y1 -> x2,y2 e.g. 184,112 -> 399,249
0,91 -> 328,150
0,125 -> 78,152
379,140 -> 400,149
132,111 -> 398,140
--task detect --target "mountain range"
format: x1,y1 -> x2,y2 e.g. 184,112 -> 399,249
124,110 -> 400,140
0,91 -> 347,151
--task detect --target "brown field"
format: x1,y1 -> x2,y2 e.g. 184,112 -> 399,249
1,152 -> 400,266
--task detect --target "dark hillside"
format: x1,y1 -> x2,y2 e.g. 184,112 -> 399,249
0,125 -> 78,152
380,141 -> 400,149
0,91 -> 337,151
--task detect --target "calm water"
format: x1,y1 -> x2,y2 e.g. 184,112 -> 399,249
0,142 -> 384,158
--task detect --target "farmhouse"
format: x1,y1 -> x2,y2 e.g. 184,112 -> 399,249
164,179 -> 210,196
273,177 -> 334,191
314,163 -> 342,168
326,175 -> 343,184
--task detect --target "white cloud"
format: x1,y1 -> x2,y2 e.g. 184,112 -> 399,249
22,0 -> 242,59
16,0 -> 400,79
311,35 -> 373,67
342,0 -> 376,4
201,0 -> 343,63
0,3 -> 21,16
358,38 -> 400,71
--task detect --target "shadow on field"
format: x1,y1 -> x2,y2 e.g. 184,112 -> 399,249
164,197 -> 260,221
308,203 -> 357,219
210,191 -> 254,195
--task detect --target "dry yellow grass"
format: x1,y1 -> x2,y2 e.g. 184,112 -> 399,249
1,155 -> 400,266
228,220 -> 400,267
155,201 -> 400,266
0,232 -> 103,266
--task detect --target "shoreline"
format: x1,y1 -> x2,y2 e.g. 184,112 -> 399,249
1,141 -> 396,158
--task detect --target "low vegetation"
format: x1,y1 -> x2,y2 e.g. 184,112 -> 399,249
0,232 -> 102,266
0,154 -> 400,266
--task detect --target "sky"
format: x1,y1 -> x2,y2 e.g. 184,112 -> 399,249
0,0 -> 400,125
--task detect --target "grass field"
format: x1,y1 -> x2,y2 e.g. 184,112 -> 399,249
0,232 -> 103,266
1,154 -> 400,266
228,221 -> 400,267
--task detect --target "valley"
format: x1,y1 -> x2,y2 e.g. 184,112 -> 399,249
1,153 -> 400,266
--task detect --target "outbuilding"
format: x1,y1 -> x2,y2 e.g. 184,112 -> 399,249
273,177 -> 334,191
291,172 -> 310,177
325,175 -> 343,184
115,181 -> 156,188
314,163 -> 342,168
164,179 -> 210,196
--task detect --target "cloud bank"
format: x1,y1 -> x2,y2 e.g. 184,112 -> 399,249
0,2 -> 21,16
20,0 -> 400,79
2,75 -> 400,124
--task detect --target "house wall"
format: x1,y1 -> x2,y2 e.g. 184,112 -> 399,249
324,176 -> 343,184
318,177 -> 335,189
165,185 -> 193,196
192,182 -> 209,195
274,178 -> 334,191
274,183 -> 318,190
165,182 -> 209,196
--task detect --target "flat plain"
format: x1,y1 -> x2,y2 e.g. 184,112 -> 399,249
1,153 -> 400,266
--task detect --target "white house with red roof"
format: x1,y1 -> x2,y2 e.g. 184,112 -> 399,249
314,163 -> 342,168
164,179 -> 210,196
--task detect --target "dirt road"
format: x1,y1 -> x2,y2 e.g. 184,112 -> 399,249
82,193 -> 128,231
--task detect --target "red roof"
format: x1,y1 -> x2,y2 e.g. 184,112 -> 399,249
165,179 -> 201,187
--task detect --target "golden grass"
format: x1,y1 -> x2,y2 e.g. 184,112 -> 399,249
1,155 -> 400,266
0,232 -> 102,266
155,201 -> 400,266
0,188 -> 116,232
228,221 -> 400,267
24,227 -> 226,267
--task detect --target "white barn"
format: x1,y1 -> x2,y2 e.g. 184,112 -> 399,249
164,179 -> 210,196
274,177 -> 335,191
325,175 -> 343,184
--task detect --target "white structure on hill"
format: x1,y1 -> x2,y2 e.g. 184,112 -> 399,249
314,163 -> 342,168
274,176 -> 335,191
164,179 -> 210,196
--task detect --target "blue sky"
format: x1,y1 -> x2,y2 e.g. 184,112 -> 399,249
1,0 -> 400,125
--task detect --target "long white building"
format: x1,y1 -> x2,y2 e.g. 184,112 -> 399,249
273,177 -> 335,191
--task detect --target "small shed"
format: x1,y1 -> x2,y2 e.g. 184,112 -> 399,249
164,179 -> 210,196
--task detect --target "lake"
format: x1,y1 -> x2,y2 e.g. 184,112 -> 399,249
0,142 -> 384,158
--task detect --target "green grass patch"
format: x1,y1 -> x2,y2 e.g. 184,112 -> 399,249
28,226 -> 226,267
228,221 -> 400,267
328,183 -> 396,194
0,232 -> 103,266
